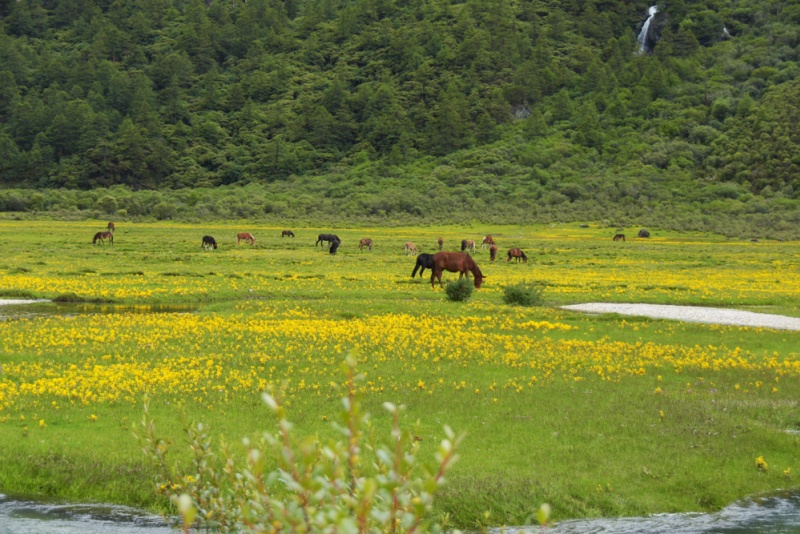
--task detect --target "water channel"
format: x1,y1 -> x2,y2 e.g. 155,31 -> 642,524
0,494 -> 171,534
0,299 -> 198,321
2,491 -> 800,533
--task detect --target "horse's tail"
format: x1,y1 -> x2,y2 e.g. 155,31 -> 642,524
412,260 -> 421,278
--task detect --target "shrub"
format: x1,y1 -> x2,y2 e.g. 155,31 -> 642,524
138,358 -> 461,533
96,195 -> 118,214
152,201 -> 177,220
445,278 -> 473,302
502,283 -> 545,306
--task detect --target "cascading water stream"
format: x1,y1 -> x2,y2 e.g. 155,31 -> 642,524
637,5 -> 658,53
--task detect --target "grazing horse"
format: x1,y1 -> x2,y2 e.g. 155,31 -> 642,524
482,235 -> 494,249
359,238 -> 373,251
437,237 -> 444,251
403,242 -> 418,255
489,244 -> 498,261
613,234 -> 626,242
202,236 -> 217,250
430,252 -> 484,289
237,232 -> 256,245
329,239 -> 341,254
411,253 -> 436,278
316,233 -> 340,247
281,230 -> 295,238
107,222 -> 115,233
460,239 -> 476,253
506,248 -> 528,263
93,231 -> 113,245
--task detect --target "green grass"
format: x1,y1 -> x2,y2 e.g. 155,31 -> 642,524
0,220 -> 799,529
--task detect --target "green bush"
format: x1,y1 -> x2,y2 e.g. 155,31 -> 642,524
139,357 -> 461,533
502,283 -> 545,306
445,278 -> 474,302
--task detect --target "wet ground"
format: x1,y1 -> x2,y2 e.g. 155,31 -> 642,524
0,494 -> 171,534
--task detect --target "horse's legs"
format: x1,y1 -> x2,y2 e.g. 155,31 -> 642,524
431,269 -> 442,289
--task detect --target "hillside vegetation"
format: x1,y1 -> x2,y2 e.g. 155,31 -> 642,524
2,0 -> 800,235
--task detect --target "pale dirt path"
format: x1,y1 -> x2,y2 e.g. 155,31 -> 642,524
561,303 -> 800,331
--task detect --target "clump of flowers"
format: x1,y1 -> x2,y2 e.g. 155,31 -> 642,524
138,356 -> 462,533
756,456 -> 768,471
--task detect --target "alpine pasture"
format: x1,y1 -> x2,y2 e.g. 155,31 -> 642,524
1,220 -> 799,528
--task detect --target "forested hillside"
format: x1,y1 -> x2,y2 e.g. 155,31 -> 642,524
2,0 -> 800,234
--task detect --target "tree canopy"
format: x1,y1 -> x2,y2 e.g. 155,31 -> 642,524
1,0 -> 800,225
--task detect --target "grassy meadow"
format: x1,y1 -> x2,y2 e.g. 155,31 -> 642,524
1,219 -> 799,529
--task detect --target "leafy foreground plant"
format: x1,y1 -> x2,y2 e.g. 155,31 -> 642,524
138,358 -> 463,533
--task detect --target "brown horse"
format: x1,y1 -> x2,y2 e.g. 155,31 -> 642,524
482,235 -> 494,248
506,248 -> 527,262
437,237 -> 444,251
431,252 -> 484,289
460,239 -> 475,253
403,242 -> 417,255
237,232 -> 256,245
107,222 -> 115,233
489,244 -> 498,261
359,238 -> 373,251
281,230 -> 295,238
613,234 -> 625,241
93,231 -> 114,245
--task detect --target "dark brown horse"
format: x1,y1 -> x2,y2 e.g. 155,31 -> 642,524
506,248 -> 527,262
93,231 -> 114,245
281,230 -> 295,238
437,237 -> 444,251
613,233 -> 625,241
202,236 -> 217,249
430,252 -> 484,289
316,234 -> 340,247
237,232 -> 256,245
489,244 -> 498,261
359,238 -> 373,251
482,235 -> 494,248
107,222 -> 115,233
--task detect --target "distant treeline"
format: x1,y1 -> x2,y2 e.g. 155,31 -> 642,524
2,183 -> 799,240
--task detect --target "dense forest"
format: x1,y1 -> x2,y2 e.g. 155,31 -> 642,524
1,0 -> 800,235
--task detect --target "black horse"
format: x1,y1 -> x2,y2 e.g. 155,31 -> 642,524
316,233 -> 340,247
281,230 -> 295,238
202,235 -> 218,250
411,253 -> 436,278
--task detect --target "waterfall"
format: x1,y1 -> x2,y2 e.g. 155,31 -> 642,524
637,5 -> 658,54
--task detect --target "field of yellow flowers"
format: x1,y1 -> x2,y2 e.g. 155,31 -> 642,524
1,220 -> 799,527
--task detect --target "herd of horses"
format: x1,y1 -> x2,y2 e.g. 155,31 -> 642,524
90,225 -> 536,290
89,223 -> 656,290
